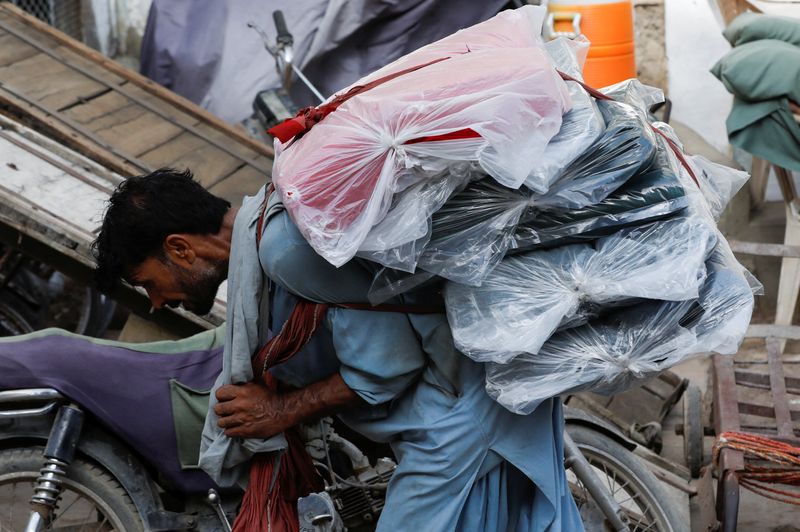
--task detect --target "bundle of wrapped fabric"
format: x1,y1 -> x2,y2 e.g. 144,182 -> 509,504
484,247 -> 756,414
269,5 -> 757,413
272,7 -> 572,267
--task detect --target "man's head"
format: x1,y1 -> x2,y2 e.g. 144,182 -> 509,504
93,168 -> 232,315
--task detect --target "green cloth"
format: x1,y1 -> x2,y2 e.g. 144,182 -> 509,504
169,379 -> 211,469
723,12 -> 800,47
711,39 -> 800,172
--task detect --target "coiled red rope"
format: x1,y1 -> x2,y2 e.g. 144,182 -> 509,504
231,299 -> 328,532
713,431 -> 800,506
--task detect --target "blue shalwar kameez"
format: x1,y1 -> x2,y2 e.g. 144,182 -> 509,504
261,208 -> 584,532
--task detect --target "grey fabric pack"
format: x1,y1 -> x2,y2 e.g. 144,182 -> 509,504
199,186 -> 287,487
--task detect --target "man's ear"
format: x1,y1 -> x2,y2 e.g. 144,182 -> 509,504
163,235 -> 196,266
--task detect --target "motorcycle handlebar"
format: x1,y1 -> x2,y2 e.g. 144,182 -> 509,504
273,10 -> 293,45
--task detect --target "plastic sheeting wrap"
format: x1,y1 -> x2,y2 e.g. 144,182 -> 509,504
445,216 -> 718,363
602,79 -> 665,116
360,95 -> 679,288
418,177 -> 529,284
476,111 -> 758,413
512,138 -> 688,251
484,247 -> 755,415
688,154 -> 750,221
272,6 -> 572,267
524,37 -> 604,192
356,164 -> 473,271
348,56 -> 755,414
532,99 -> 657,210
355,36 -> 602,273
401,99 -> 658,284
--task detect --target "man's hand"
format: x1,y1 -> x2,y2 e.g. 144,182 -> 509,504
214,382 -> 294,439
214,373 -> 362,439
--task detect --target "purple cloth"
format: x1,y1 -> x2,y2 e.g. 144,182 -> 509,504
0,333 -> 222,493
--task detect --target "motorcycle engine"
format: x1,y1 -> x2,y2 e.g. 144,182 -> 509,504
330,457 -> 395,529
300,420 -> 396,531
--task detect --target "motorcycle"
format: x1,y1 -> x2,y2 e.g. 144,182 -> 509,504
0,326 -> 682,531
0,243 -> 116,338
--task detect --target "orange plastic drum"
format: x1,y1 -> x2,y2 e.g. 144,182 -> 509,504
547,0 -> 636,88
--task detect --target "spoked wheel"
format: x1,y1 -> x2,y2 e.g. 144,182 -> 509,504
0,447 -> 143,531
0,292 -> 36,336
566,426 -> 684,532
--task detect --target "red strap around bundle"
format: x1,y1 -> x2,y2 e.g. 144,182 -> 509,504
267,55 -> 480,145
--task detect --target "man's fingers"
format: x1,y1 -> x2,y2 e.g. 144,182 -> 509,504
225,426 -> 277,439
215,384 -> 242,401
213,400 -> 236,417
224,426 -> 247,438
217,414 -> 242,429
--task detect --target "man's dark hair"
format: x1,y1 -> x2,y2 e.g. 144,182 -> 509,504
93,168 -> 231,292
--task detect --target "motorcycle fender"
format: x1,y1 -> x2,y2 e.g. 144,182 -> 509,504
563,406 -> 638,451
0,414 -> 166,531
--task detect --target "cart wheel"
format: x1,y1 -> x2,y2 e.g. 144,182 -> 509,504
683,384 -> 703,478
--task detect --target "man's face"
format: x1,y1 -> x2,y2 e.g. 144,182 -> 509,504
128,255 -> 225,316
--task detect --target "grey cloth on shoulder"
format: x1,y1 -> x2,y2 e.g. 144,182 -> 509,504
199,186 -> 287,487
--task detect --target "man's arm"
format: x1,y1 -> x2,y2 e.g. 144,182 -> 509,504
214,373 -> 361,439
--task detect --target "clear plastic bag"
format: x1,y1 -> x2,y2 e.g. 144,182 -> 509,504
445,215 -> 718,363
531,100 -> 657,210
479,99 -> 758,414
684,245 -> 758,355
602,78 -> 665,114
484,246 -> 755,415
364,97 -> 661,285
272,7 -> 571,267
687,155 -> 749,221
361,98 -> 719,288
356,164 -> 473,271
651,120 -> 753,229
415,178 -> 532,285
512,137 -> 688,251
523,38 -> 605,193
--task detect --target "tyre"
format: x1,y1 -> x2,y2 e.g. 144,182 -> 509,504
566,425 -> 685,532
682,385 -> 704,478
0,290 -> 37,336
0,447 -> 144,531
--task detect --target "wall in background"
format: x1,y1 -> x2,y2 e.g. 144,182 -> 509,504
665,0 -> 732,154
634,0 -> 668,90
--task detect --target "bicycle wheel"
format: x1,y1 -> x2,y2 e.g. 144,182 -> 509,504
0,447 -> 144,531
567,425 -> 685,532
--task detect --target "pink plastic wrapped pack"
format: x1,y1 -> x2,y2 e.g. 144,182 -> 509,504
271,6 -> 572,266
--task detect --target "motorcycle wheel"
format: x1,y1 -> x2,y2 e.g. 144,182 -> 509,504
0,291 -> 37,336
0,447 -> 144,531
566,425 -> 684,532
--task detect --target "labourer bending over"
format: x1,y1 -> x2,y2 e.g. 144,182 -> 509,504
93,168 -> 583,531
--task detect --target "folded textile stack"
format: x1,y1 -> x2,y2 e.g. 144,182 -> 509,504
447,216 -> 719,363
711,12 -> 800,172
270,6 -> 757,412
485,247 -> 755,414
